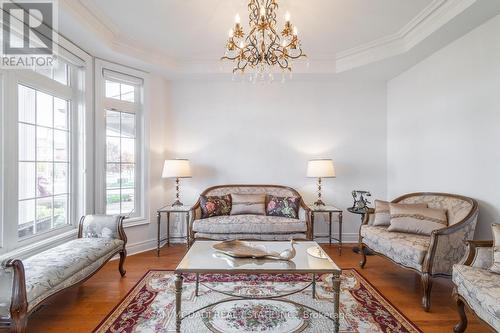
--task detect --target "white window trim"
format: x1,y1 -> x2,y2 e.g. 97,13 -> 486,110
94,59 -> 150,227
0,73 -> 4,249
0,34 -> 92,256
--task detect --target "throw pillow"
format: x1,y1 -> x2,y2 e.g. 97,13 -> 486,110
200,195 -> 232,218
491,224 -> 500,274
388,204 -> 448,235
230,193 -> 266,215
266,195 -> 300,219
373,200 -> 428,226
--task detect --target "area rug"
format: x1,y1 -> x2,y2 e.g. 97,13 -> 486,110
94,269 -> 421,333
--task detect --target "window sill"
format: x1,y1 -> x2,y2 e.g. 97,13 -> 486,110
0,228 -> 78,261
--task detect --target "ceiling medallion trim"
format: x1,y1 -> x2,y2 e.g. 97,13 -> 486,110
221,0 -> 306,81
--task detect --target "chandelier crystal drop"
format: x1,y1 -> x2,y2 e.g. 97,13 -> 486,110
221,0 -> 306,80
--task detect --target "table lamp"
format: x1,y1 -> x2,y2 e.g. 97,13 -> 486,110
307,159 -> 336,206
162,159 -> 192,206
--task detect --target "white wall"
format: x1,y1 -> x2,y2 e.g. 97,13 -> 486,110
161,77 -> 388,242
387,14 -> 500,239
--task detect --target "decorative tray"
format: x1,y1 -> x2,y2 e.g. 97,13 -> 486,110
306,245 -> 328,259
213,240 -> 269,258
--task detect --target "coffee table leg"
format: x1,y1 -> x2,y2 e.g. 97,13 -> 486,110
195,273 -> 200,296
312,274 -> 316,299
175,274 -> 183,332
333,273 -> 341,333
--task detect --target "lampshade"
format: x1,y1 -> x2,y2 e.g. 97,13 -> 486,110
307,159 -> 336,178
162,159 -> 192,178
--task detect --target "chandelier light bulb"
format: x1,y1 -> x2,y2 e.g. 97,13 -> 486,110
228,29 -> 234,37
235,13 -> 241,24
260,7 -> 266,17
293,26 -> 298,36
285,11 -> 291,22
239,41 -> 245,48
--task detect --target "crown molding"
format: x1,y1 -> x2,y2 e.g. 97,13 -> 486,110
60,0 -> 478,75
335,0 -> 477,72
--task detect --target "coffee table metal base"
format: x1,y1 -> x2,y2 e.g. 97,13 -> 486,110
174,272 -> 340,333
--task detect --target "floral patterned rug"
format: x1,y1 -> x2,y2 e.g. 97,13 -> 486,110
94,269 -> 421,333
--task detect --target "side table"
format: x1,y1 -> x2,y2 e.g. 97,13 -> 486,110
310,205 -> 343,254
157,205 -> 191,256
347,207 -> 375,255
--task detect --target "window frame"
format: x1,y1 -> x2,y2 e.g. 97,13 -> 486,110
0,36 -> 92,255
94,59 -> 150,226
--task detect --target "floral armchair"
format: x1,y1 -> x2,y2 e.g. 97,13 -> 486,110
358,192 -> 478,311
452,240 -> 499,332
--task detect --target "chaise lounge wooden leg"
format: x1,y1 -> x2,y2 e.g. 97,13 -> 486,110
119,249 -> 127,277
453,290 -> 468,333
421,272 -> 433,312
359,242 -> 367,268
10,314 -> 27,333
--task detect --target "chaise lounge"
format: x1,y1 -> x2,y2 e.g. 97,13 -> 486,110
0,215 -> 127,333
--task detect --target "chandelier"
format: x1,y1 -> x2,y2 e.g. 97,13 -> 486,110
221,0 -> 306,80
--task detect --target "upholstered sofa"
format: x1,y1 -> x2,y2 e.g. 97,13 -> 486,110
190,185 -> 312,243
452,240 -> 500,333
358,192 -> 478,311
0,215 -> 127,333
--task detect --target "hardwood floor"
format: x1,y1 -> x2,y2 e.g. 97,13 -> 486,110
18,244 -> 490,333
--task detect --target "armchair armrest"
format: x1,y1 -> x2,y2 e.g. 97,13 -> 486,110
425,209 -> 479,276
361,209 -> 375,225
459,240 -> 494,268
299,199 -> 312,240
78,215 -> 126,242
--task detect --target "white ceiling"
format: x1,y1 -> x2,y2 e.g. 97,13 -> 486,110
59,0 -> 500,78
77,0 -> 433,60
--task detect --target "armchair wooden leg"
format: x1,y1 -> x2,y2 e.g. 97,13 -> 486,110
119,249 -> 127,277
453,290 -> 468,333
421,273 -> 433,312
359,242 -> 367,268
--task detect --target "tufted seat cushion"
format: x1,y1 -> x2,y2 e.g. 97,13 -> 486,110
23,238 -> 124,310
452,264 -> 500,331
360,225 -> 430,270
192,214 -> 307,235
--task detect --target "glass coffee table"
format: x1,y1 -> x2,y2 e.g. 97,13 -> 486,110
174,241 -> 341,332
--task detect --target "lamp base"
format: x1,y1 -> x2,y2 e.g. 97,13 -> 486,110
314,199 -> 326,206
172,200 -> 184,207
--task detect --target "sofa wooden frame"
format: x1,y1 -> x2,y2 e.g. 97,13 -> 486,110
1,216 -> 127,333
452,240 -> 497,333
358,192 -> 479,312
189,184 -> 313,245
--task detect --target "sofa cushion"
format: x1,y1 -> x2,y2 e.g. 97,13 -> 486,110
200,195 -> 232,218
23,238 -> 124,306
361,225 -> 430,271
453,264 -> 500,331
373,201 -> 428,226
388,204 -> 447,235
230,194 -> 266,216
266,196 -> 300,219
195,233 -> 307,241
193,215 -> 307,234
